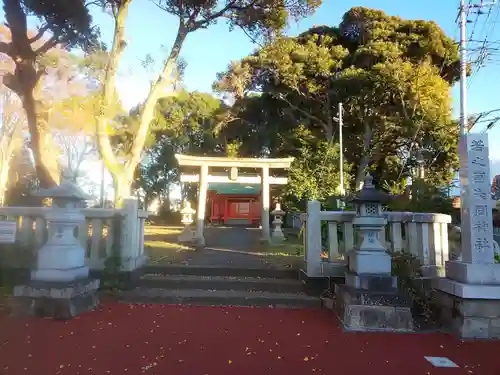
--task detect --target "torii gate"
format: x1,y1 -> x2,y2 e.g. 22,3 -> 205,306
175,154 -> 294,245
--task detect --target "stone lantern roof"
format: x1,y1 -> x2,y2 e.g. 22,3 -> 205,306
350,174 -> 391,204
33,180 -> 91,201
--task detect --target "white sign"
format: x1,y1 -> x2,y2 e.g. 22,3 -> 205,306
459,133 -> 494,263
0,220 -> 17,244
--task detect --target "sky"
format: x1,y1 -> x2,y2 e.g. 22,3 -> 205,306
2,0 -> 500,198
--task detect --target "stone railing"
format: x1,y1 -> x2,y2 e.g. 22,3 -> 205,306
0,199 -> 148,272
302,201 -> 452,278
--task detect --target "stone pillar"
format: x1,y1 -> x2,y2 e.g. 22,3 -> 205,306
271,203 -> 285,244
261,166 -> 271,242
334,175 -> 413,332
196,164 -> 209,247
435,133 -> 500,339
13,180 -> 99,320
303,200 -> 322,277
120,198 -> 146,271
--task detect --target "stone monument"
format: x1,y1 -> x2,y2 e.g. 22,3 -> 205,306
178,201 -> 196,244
334,174 -> 413,332
270,203 -> 285,244
435,133 -> 500,339
12,180 -> 100,320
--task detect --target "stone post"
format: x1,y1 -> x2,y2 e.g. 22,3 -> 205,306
270,202 -> 285,244
303,200 -> 322,277
195,164 -> 209,247
435,133 -> 500,339
261,166 -> 271,242
13,180 -> 99,320
334,174 -> 413,332
120,198 -> 146,271
178,201 -> 196,243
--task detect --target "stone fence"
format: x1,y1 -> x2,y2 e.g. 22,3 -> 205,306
302,201 -> 452,278
0,198 -> 148,272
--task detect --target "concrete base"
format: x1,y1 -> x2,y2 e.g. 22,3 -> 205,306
348,250 -> 392,275
12,278 -> 100,320
445,261 -> 500,285
31,265 -> 89,283
434,278 -> 500,299
178,226 -> 195,243
435,289 -> 500,339
334,273 -> 413,332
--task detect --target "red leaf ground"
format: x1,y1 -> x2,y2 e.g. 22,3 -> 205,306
1,303 -> 499,375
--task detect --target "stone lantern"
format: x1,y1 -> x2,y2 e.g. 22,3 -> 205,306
13,179 -> 100,320
334,174 -> 413,332
178,201 -> 196,243
271,202 -> 285,244
349,174 -> 391,274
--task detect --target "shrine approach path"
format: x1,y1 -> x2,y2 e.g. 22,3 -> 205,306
150,226 -> 301,269
1,303 -> 500,375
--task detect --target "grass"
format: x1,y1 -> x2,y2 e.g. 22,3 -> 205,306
143,225 -> 195,264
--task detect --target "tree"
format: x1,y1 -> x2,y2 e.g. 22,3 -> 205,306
53,131 -> 96,182
215,7 -> 461,191
0,0 -> 100,187
0,86 -> 26,205
135,90 -> 225,207
95,0 -> 322,206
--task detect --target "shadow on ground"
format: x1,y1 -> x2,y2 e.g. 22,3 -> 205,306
144,225 -> 303,269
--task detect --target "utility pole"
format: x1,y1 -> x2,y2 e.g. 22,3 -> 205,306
338,102 -> 345,197
459,0 -> 468,136
459,0 -> 497,134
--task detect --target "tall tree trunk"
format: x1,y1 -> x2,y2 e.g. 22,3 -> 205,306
23,93 -> 60,187
97,3 -> 188,207
113,171 -> 133,209
3,0 -> 60,187
96,2 -> 131,207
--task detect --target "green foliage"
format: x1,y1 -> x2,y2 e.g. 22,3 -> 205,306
283,126 -> 351,210
215,7 -> 460,192
391,251 -> 439,326
100,215 -> 125,292
154,0 -> 321,41
14,0 -> 101,52
386,180 -> 454,214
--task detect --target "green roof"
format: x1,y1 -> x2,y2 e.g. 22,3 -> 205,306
208,183 -> 260,195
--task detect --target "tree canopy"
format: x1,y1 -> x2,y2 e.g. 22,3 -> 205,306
215,7 -> 461,192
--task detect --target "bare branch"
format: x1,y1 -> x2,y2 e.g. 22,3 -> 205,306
34,35 -> 59,55
29,24 -> 50,44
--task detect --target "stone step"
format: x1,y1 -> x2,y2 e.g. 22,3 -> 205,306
119,288 -> 321,309
138,274 -> 305,294
143,264 -> 298,279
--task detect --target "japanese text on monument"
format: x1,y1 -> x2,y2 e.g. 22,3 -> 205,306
468,137 -> 493,259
